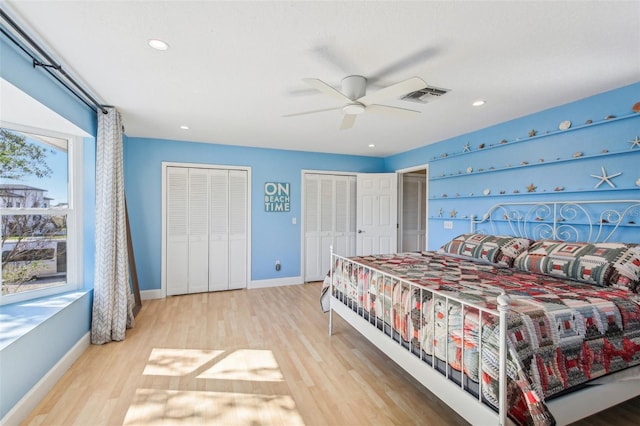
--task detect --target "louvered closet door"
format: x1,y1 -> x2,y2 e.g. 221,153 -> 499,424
334,176 -> 356,260
304,174 -> 321,281
208,169 -> 229,291
319,176 -> 335,279
304,173 -> 357,282
166,165 -> 248,295
188,168 -> 210,294
166,167 -> 189,296
228,170 -> 247,290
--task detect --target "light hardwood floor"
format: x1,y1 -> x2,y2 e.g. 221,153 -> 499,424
23,282 -> 640,426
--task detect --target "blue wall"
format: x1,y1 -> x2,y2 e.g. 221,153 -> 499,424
123,138 -> 384,289
124,82 -> 640,292
0,38 -> 97,420
385,82 -> 640,249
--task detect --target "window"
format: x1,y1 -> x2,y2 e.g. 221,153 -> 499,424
0,124 -> 83,304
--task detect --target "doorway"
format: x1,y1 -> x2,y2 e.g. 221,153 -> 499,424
398,166 -> 428,252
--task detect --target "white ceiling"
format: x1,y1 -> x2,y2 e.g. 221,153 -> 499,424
3,1 -> 639,157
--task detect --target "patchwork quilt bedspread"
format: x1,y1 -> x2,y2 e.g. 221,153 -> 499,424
330,251 -> 640,426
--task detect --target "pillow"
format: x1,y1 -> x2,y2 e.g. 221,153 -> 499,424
610,245 -> 640,293
513,241 -> 640,292
438,233 -> 533,267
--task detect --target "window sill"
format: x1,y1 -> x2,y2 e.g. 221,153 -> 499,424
0,290 -> 91,351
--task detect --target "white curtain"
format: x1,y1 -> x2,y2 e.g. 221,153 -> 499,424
91,107 -> 134,344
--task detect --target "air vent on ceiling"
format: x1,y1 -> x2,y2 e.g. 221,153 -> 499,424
401,86 -> 450,104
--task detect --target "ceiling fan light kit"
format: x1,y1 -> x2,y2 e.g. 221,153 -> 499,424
284,74 -> 428,130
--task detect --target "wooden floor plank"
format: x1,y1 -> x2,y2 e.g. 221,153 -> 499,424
21,282 -> 640,425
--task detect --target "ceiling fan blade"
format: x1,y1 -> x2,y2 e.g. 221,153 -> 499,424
365,104 -> 421,118
340,114 -> 357,130
368,46 -> 441,83
358,77 -> 426,106
302,78 -> 353,103
282,106 -> 342,117
310,45 -> 356,75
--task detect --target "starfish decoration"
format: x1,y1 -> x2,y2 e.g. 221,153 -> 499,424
463,142 -> 471,152
449,208 -> 457,218
590,166 -> 622,188
526,183 -> 537,192
629,136 -> 640,149
529,129 -> 537,137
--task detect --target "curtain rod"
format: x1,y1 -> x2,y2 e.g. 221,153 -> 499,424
0,8 -> 108,115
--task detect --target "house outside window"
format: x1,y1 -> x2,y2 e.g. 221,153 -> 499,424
0,125 -> 83,304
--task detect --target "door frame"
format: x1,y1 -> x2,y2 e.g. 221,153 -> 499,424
300,169 -> 357,282
396,164 -> 429,252
161,161 -> 252,297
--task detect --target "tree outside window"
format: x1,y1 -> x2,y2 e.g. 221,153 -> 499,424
1,128 -> 69,296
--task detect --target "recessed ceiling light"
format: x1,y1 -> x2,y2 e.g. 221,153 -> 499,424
180,125 -> 189,130
368,144 -> 375,148
148,39 -> 169,51
472,100 -> 486,107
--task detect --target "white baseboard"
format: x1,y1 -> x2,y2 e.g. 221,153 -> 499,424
0,332 -> 90,426
141,289 -> 164,300
142,278 -> 305,298
249,276 -> 303,289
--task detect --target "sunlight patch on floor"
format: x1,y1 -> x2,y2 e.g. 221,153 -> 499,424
198,349 -> 284,381
128,348 -> 297,424
123,389 -> 304,425
143,348 -> 224,376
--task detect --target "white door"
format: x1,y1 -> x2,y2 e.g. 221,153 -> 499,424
187,168 -> 210,294
228,170 -> 248,290
208,169 -> 229,291
166,167 -> 189,296
304,174 -> 322,280
356,173 -> 398,256
165,165 -> 248,296
303,173 -> 356,282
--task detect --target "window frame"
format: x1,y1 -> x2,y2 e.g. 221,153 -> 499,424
0,121 -> 83,305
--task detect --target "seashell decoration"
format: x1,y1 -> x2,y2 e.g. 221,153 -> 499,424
554,186 -> 565,191
633,101 -> 640,113
573,152 -> 583,158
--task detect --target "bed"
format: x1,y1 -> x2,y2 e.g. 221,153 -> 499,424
326,200 -> 640,426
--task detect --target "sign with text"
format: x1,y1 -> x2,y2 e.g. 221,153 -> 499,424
264,182 -> 290,212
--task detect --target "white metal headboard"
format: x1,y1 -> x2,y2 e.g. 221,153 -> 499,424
470,199 -> 640,243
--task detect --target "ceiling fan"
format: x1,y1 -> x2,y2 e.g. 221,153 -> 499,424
283,75 -> 427,130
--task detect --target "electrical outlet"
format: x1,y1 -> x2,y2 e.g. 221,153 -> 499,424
444,221 -> 453,230
275,260 -> 281,271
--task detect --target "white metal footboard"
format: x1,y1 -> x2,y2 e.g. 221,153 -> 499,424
328,247 -> 511,426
